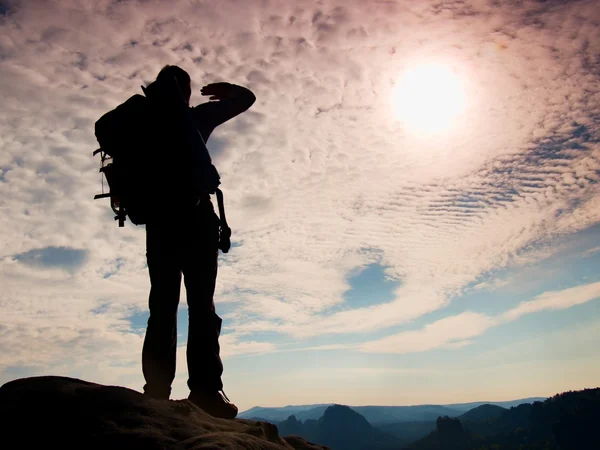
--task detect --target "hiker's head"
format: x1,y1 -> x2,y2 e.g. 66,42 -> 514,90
157,65 -> 191,105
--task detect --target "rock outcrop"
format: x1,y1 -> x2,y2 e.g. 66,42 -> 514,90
0,376 -> 329,450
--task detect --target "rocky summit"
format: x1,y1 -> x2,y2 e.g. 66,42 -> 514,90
0,376 -> 329,450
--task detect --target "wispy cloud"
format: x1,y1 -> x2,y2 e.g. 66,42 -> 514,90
582,246 -> 600,258
359,281 -> 600,354
359,312 -> 497,354
220,334 -> 277,358
502,281 -> 600,322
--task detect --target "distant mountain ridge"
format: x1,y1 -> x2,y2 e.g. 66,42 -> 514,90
239,397 -> 545,424
444,397 -> 546,412
278,404 -> 404,450
458,404 -> 507,422
241,404 -> 332,418
241,390 -> 597,450
410,388 -> 600,449
243,405 -> 333,423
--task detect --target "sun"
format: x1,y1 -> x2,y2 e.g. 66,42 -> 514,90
393,63 -> 467,135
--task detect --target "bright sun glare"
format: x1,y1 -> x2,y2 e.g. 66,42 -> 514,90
393,63 -> 467,134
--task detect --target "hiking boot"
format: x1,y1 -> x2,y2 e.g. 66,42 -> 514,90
188,390 -> 238,419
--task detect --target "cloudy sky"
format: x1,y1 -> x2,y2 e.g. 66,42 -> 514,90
1,0 -> 599,412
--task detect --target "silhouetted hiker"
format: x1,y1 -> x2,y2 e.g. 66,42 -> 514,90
141,65 -> 255,419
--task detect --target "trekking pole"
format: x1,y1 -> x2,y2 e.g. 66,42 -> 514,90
215,188 -> 231,253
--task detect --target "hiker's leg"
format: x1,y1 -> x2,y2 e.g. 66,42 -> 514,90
142,222 -> 182,399
182,203 -> 224,393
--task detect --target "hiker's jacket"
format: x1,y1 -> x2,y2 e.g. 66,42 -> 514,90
144,82 -> 255,211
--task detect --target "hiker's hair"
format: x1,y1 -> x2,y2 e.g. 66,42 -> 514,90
157,65 -> 191,88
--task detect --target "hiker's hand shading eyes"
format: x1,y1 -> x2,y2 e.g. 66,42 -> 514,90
201,83 -> 234,101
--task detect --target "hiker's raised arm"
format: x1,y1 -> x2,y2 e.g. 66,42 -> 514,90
201,82 -> 255,107
191,82 -> 256,140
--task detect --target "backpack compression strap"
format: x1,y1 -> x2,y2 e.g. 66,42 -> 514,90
215,188 -> 231,253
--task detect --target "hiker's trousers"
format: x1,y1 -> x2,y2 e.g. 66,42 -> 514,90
142,201 -> 224,399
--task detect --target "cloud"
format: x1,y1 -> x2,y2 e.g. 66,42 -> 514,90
1,0 -> 600,395
502,281 -> 600,322
219,334 -> 277,358
581,246 -> 600,258
12,246 -> 88,271
471,277 -> 512,292
359,312 -> 497,354
358,280 -> 600,354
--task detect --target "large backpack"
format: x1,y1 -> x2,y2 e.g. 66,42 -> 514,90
92,83 -> 231,252
93,93 -> 155,226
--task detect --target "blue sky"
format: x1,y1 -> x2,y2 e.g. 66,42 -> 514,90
1,0 -> 599,412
